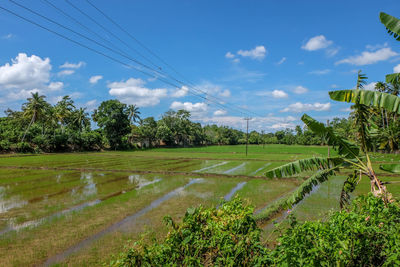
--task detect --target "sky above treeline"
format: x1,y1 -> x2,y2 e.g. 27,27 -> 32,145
0,0 -> 400,132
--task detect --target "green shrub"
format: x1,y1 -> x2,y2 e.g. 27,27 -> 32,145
271,194 -> 400,266
110,197 -> 271,266
111,195 -> 400,266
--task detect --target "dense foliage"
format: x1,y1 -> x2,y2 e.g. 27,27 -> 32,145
111,195 -> 400,266
0,93 -> 329,153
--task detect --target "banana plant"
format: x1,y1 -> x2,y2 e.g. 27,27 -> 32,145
265,89 -> 400,209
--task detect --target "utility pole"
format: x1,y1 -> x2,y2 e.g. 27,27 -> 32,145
327,119 -> 330,158
261,130 -> 265,149
244,117 -> 251,156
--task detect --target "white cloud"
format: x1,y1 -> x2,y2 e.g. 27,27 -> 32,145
213,109 -> 227,116
394,63 -> 400,73
4,89 -> 39,103
302,35 -> 333,51
197,81 -> 231,98
108,78 -> 167,107
171,86 -> 189,98
281,102 -> 331,112
59,61 -> 85,69
341,107 -> 352,112
0,53 -> 51,89
326,47 -> 339,57
170,101 -> 208,115
84,99 -> 97,111
48,81 -> 63,91
277,57 -> 286,65
89,75 -> 103,84
232,58 -> 240,63
225,52 -> 235,59
57,69 -> 75,76
308,69 -> 331,75
364,82 -> 377,91
237,45 -> 266,60
292,86 -> 309,94
2,33 -> 15,40
271,89 -> 288,98
336,47 -> 398,65
271,123 -> 296,129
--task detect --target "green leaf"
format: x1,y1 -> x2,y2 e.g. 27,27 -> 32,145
386,73 -> 400,84
380,12 -> 400,41
287,167 -> 337,206
265,157 -> 343,178
329,89 -> 400,114
379,164 -> 400,173
301,114 -> 359,159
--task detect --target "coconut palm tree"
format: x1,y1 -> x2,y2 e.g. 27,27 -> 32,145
72,107 -> 90,133
127,104 -> 141,125
54,95 -> 75,133
21,92 -> 50,142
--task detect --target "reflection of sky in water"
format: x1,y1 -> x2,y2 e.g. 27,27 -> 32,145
55,174 -> 62,183
0,186 -> 27,214
81,173 -> 97,197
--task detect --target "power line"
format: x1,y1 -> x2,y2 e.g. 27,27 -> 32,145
2,1 -> 261,118
84,0 -> 264,118
0,3 -> 243,116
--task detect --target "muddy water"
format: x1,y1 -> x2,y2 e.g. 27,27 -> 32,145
42,178 -> 203,266
0,171 -> 163,234
0,178 -> 162,236
224,182 -> 247,201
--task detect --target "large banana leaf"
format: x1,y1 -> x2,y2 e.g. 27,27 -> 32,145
380,164 -> 400,173
265,157 -> 343,178
301,114 -> 359,159
380,12 -> 400,41
287,167 -> 337,206
329,89 -> 400,114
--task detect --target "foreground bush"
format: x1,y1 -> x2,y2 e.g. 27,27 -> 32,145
112,195 -> 400,266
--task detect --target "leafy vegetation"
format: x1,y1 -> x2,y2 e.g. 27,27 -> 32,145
112,195 -> 400,266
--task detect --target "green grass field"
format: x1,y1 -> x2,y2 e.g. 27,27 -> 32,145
0,144 -> 399,266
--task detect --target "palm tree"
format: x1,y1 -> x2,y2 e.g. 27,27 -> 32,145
127,104 -> 141,125
54,95 -> 75,133
21,92 -> 49,142
72,107 -> 90,133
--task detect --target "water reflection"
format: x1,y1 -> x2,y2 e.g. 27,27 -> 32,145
0,186 -> 27,214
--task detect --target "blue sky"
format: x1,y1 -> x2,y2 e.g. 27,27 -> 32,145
0,0 -> 400,132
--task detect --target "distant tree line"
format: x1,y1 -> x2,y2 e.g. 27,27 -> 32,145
1,89 -> 397,153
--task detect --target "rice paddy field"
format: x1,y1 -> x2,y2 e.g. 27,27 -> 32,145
0,144 -> 399,266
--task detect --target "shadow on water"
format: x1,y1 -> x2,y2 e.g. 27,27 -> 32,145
42,178 -> 203,267
0,178 -> 162,236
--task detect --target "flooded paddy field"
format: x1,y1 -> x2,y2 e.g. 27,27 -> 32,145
0,145 -> 399,266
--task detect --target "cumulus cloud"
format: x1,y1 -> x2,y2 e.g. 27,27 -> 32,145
84,99 -> 97,111
48,81 -> 64,91
0,53 -> 51,89
308,69 -> 331,75
89,75 -> 103,84
59,61 -> 85,69
394,64 -> 400,73
271,123 -> 296,129
213,109 -> 227,116
277,57 -> 286,65
336,47 -> 398,65
302,35 -> 333,51
271,90 -> 288,98
292,86 -> 309,94
237,46 -> 266,60
363,82 -> 377,91
171,86 -> 189,98
170,101 -> 208,115
108,78 -> 167,107
281,102 -> 331,112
